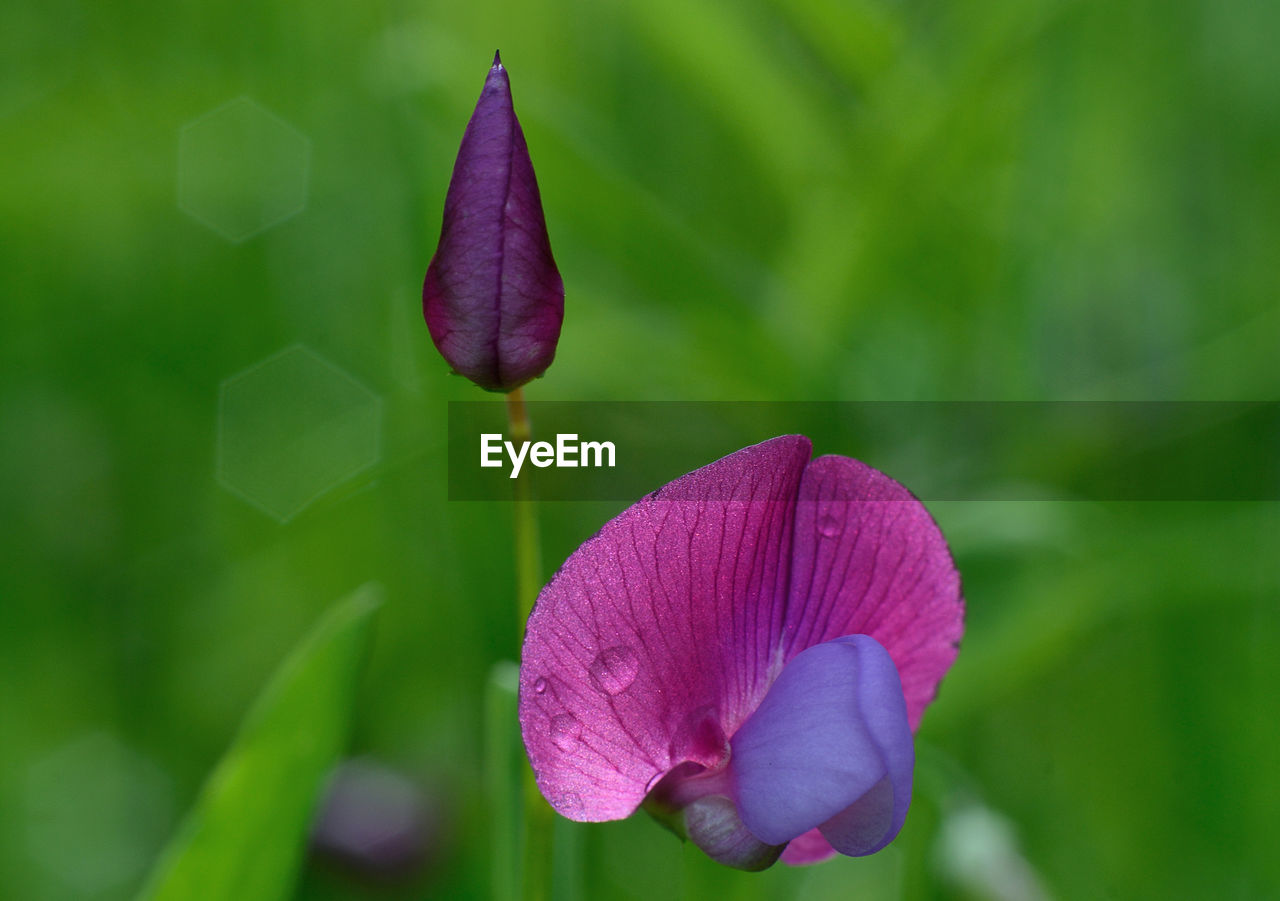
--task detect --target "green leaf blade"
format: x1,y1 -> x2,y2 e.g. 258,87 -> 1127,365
137,583 -> 383,901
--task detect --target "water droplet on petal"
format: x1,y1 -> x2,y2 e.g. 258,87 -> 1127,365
550,713 -> 582,751
588,646 -> 639,695
553,790 -> 584,814
533,677 -> 548,695
817,512 -> 844,538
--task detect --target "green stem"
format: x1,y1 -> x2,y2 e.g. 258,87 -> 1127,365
522,777 -> 555,901
506,387 -> 554,901
506,388 -> 541,623
484,662 -> 521,901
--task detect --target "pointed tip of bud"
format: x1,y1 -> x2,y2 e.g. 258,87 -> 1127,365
492,49 -> 503,68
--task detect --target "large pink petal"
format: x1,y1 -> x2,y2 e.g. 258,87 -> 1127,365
784,455 -> 963,730
519,437 -> 812,820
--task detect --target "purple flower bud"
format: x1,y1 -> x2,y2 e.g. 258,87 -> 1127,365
423,52 -> 564,393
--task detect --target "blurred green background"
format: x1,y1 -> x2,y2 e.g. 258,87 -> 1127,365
2,0 -> 1277,898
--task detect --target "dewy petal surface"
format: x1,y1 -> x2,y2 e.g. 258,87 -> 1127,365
519,437 -> 812,820
730,635 -> 912,855
519,435 -> 964,854
423,52 -> 563,392
785,455 -> 963,729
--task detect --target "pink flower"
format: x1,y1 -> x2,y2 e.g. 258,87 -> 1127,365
519,436 -> 963,868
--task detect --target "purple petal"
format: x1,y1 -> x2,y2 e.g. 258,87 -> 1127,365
519,437 -> 812,820
423,52 -> 563,392
784,456 -> 963,730
729,635 -> 912,855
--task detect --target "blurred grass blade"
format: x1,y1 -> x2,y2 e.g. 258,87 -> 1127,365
136,583 -> 383,901
484,660 -> 521,901
551,816 -> 585,901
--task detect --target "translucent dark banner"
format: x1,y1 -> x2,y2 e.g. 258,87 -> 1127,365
447,402 -> 1279,501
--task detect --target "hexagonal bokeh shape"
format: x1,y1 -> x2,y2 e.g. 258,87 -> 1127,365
178,96 -> 311,242
218,346 -> 381,521
25,733 -> 172,894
